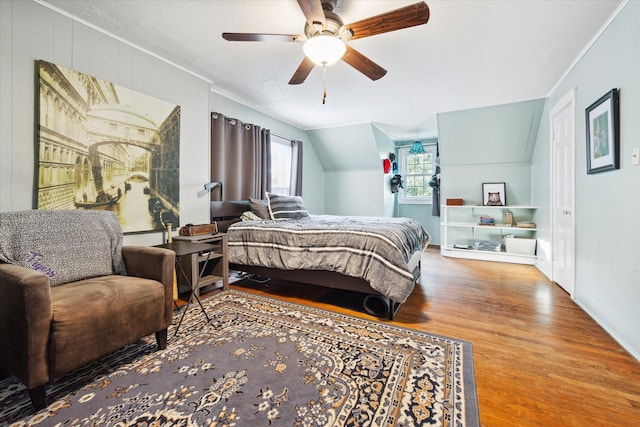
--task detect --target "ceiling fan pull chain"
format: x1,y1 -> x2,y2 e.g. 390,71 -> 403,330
322,65 -> 327,104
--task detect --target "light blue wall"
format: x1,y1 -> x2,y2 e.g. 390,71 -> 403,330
531,1 -> 640,359
437,98 -> 545,206
372,125 -> 397,218
307,124 -> 388,216
324,169 -> 385,216
307,124 -> 380,171
0,0 -> 211,247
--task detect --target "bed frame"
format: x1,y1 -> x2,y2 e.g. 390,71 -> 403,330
211,201 -> 420,320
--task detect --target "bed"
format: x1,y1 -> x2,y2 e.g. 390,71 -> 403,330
211,196 -> 430,319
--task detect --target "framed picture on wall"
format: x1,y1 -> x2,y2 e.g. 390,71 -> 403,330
585,88 -> 619,174
482,182 -> 506,206
36,60 -> 181,234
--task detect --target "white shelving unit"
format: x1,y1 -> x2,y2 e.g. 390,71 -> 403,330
441,205 -> 537,265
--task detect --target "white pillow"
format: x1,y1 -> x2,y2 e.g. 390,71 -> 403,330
240,211 -> 262,221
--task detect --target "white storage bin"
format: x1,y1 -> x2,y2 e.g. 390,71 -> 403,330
504,237 -> 536,255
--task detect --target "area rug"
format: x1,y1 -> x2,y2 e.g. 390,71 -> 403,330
0,290 -> 479,426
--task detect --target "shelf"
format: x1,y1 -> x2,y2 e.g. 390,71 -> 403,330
441,245 -> 537,265
443,205 -> 536,209
197,252 -> 223,263
441,204 -> 537,265
173,233 -> 228,297
196,274 -> 224,288
442,222 -> 537,231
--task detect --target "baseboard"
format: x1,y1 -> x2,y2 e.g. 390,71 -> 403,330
574,299 -> 640,363
535,258 -> 552,281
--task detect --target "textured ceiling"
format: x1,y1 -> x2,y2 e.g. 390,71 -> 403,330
40,0 -> 623,139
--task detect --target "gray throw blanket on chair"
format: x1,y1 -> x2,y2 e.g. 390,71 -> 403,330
0,210 -> 127,286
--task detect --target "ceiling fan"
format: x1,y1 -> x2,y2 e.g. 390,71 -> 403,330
222,0 -> 430,86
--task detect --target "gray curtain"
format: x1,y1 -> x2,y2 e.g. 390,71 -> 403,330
431,144 -> 441,216
290,140 -> 303,196
210,112 -> 271,201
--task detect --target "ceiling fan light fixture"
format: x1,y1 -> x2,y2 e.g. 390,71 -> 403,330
303,35 -> 346,66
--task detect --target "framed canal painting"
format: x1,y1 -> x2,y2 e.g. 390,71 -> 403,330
36,60 -> 180,234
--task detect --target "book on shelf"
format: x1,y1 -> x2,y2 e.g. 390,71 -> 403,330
478,216 -> 495,226
453,244 -> 472,249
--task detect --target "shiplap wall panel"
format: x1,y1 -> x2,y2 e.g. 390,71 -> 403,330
324,169 -> 384,216
0,1 -> 13,210
0,0 -> 211,247
52,11 -> 73,66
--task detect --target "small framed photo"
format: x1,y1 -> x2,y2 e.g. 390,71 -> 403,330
586,88 -> 619,174
482,182 -> 506,206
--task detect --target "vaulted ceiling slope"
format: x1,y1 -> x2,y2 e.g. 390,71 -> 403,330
40,0 -> 623,140
438,98 -> 546,166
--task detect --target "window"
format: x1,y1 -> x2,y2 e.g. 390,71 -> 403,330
397,144 -> 436,204
270,135 -> 292,195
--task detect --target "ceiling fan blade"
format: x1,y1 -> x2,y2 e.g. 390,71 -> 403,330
342,45 -> 387,81
344,2 -> 430,41
289,57 -> 315,85
222,32 -> 302,42
296,0 -> 326,29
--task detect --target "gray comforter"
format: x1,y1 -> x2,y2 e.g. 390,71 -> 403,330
227,215 -> 431,303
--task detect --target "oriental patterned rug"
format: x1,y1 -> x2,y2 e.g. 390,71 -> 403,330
0,290 -> 479,426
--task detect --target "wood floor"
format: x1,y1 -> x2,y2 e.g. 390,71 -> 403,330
215,247 -> 640,426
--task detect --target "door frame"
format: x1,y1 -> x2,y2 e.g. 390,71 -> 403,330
549,88 -> 576,297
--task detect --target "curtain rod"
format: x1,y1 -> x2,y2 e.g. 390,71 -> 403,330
271,133 -> 292,142
213,112 -> 292,142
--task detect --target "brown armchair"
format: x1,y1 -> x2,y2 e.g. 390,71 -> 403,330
0,210 -> 175,410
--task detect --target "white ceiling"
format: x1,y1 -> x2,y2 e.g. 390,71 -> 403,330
40,0 -> 623,140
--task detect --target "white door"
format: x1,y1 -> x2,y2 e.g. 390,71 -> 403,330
550,90 -> 576,296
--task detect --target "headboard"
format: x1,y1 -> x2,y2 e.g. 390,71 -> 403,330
210,200 -> 250,232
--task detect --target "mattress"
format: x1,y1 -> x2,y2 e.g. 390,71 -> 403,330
227,215 -> 430,303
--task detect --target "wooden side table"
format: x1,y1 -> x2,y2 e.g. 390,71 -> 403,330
172,233 -> 228,297
154,240 -> 216,335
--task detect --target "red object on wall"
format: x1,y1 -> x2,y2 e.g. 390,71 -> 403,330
383,159 -> 391,174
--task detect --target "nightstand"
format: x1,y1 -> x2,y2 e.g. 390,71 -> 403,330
172,233 -> 228,297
